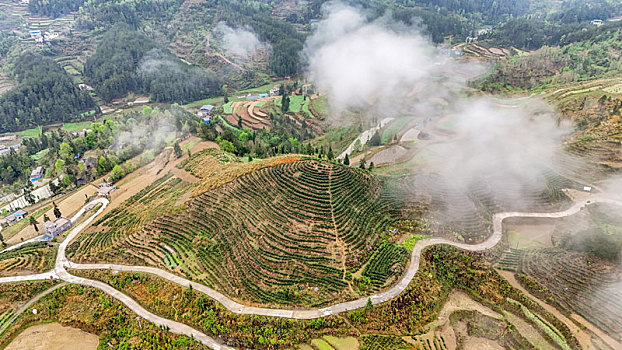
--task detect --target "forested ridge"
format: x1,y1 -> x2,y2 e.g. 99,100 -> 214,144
28,0 -> 86,18
84,24 -> 220,103
0,53 -> 96,133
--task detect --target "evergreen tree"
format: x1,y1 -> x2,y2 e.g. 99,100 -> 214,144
29,216 -> 38,232
344,153 -> 350,166
369,131 -> 381,147
223,86 -> 229,104
281,95 -> 290,114
359,158 -> 366,170
53,202 -> 62,219
368,162 -> 375,171
174,142 -> 183,158
327,147 -> 334,160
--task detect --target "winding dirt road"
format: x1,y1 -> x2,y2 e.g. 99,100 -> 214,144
1,194 -> 621,349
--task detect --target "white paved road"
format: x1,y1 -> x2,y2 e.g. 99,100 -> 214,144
67,196 -> 622,319
2,193 -> 622,350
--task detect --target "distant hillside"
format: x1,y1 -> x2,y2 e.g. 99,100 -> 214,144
84,24 -> 220,103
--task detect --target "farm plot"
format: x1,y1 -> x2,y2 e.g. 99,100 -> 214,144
67,173 -> 193,263
5,322 -> 98,350
223,99 -> 273,130
75,160 -> 402,307
0,280 -> 59,334
519,248 -> 622,339
0,242 -> 56,277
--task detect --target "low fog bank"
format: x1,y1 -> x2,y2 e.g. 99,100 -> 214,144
214,22 -> 269,59
304,2 -> 486,122
304,2 -> 577,215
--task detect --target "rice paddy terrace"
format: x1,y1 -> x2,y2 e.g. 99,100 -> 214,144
69,159 -> 404,307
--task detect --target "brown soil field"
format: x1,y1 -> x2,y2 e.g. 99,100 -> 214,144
5,322 -> 98,350
369,145 -> 409,166
410,290 -> 503,350
100,137 -> 217,217
503,311 -> 556,350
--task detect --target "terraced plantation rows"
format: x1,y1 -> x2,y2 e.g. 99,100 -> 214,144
157,160 -> 401,306
520,248 -> 622,339
67,173 -> 192,262
0,242 -> 56,276
77,160 -> 403,307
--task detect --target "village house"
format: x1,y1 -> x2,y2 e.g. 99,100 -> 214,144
42,217 -> 72,240
29,30 -> 43,43
591,19 -> 603,26
30,166 -> 44,182
269,86 -> 280,96
0,209 -> 28,227
97,182 -> 117,197
197,105 -> 214,118
0,143 -> 21,157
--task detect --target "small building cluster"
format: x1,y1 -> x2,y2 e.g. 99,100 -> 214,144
0,135 -> 21,157
269,85 -> 281,96
30,166 -> 44,183
29,30 -> 43,43
97,182 -> 117,197
0,143 -> 21,157
198,105 -> 214,123
42,217 -> 72,240
0,209 -> 27,227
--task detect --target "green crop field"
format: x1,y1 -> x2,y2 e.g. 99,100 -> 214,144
63,121 -> 94,132
275,95 -> 311,114
381,117 -> 415,144
222,101 -> 234,114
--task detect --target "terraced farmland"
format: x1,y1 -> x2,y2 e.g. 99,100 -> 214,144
222,99 -> 272,130
74,160 -> 403,306
0,242 -> 56,276
520,248 -> 622,339
67,173 -> 194,262
386,168 -> 578,243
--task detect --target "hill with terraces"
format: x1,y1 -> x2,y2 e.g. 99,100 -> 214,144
220,95 -> 324,133
68,158 -> 406,307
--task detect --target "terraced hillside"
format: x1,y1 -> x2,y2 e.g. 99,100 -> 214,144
72,160 -> 403,307
519,248 -> 622,339
548,78 -> 622,176
0,242 -> 56,277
